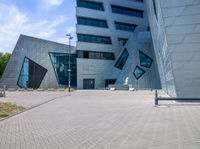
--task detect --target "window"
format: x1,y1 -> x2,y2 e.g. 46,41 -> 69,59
128,0 -> 143,2
77,50 -> 115,60
118,38 -> 128,46
133,66 -> 145,80
49,53 -> 77,87
153,0 -> 157,19
139,51 -> 153,68
77,34 -> 112,44
77,17 -> 108,28
77,0 -> 104,11
17,57 -> 47,89
114,48 -> 129,70
105,79 -> 117,87
115,22 -> 137,32
111,5 -> 143,18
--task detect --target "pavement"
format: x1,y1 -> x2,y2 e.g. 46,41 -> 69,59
0,90 -> 200,149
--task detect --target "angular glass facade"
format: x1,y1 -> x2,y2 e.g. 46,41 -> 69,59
17,57 -> 47,89
139,51 -> 153,68
133,66 -> 145,80
114,48 -> 129,70
49,53 -> 77,87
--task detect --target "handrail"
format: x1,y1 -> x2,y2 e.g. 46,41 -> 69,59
155,90 -> 200,106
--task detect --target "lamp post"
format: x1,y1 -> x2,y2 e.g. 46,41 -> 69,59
66,34 -> 73,92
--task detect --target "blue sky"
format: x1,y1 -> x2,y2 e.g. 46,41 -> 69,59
0,0 -> 77,53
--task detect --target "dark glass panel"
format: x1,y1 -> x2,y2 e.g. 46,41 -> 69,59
49,53 -> 77,87
139,51 -> 153,68
114,48 -> 129,70
77,0 -> 104,11
17,57 -> 47,89
77,34 -> 112,44
111,5 -> 143,18
77,50 -> 115,60
77,17 -> 108,28
105,79 -> 117,87
153,0 -> 158,19
115,22 -> 137,32
133,66 -> 145,80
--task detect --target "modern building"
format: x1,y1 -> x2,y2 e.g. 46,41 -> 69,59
1,0 -> 200,97
146,0 -> 200,97
76,0 -> 161,90
0,35 -> 77,89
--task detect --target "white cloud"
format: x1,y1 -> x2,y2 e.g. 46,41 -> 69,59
49,0 -> 64,6
41,0 -> 64,9
0,3 -> 65,53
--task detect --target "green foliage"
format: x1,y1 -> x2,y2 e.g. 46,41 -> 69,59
0,52 -> 11,77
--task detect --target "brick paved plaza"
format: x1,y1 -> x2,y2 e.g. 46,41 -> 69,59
0,90 -> 200,149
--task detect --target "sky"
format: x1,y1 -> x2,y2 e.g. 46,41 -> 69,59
0,0 -> 77,53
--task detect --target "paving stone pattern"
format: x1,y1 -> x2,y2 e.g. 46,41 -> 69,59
0,90 -> 200,149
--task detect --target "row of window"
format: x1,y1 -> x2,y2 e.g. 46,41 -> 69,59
77,0 -> 143,18
111,5 -> 143,18
77,16 -> 137,33
77,16 -> 137,31
77,17 -> 108,28
77,34 -> 112,44
77,50 -> 115,60
77,0 -> 104,11
115,22 -> 137,32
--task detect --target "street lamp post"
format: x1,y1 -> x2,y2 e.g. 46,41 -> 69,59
66,34 -> 73,92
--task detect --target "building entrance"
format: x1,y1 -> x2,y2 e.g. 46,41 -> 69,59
83,79 -> 95,89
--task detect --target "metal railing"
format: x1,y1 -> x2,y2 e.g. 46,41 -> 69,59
155,90 -> 200,106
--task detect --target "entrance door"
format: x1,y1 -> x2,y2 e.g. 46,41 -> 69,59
83,79 -> 95,89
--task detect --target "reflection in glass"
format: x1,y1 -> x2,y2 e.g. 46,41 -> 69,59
18,57 -> 47,89
49,53 -> 77,87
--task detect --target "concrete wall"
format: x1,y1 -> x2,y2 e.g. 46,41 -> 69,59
114,29 -> 161,89
0,35 -> 76,89
147,0 -> 200,97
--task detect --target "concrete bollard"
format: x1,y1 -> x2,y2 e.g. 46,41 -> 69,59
3,85 -> 6,97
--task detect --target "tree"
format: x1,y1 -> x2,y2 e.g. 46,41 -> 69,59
0,52 -> 11,78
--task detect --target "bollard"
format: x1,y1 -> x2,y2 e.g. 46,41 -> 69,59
155,90 -> 158,106
3,85 -> 6,97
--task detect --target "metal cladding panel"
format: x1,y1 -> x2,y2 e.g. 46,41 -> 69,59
147,0 -> 200,97
0,35 -> 76,89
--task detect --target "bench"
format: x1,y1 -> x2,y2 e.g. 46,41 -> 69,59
155,90 -> 200,105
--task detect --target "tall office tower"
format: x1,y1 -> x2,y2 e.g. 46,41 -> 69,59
76,0 -> 161,89
147,0 -> 200,97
